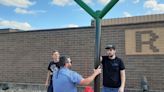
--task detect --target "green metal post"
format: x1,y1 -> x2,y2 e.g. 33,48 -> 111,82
94,10 -> 101,92
74,0 -> 119,92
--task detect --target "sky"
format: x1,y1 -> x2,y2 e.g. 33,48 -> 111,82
0,0 -> 164,31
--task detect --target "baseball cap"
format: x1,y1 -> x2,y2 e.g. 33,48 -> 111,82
105,44 -> 115,50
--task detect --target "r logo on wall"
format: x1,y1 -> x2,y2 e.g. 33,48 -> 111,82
125,28 -> 164,55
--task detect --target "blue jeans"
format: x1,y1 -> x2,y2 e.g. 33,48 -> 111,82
47,80 -> 53,92
102,87 -> 119,92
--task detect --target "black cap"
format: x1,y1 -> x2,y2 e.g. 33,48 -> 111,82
105,44 -> 115,50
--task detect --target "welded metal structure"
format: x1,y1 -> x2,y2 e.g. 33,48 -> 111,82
74,0 -> 119,92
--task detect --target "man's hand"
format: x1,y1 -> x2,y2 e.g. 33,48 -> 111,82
93,66 -> 102,76
45,82 -> 48,88
118,87 -> 124,92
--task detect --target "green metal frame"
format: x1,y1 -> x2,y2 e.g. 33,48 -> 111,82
74,0 -> 119,92
74,0 -> 119,19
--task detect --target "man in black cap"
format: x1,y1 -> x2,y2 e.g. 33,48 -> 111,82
101,44 -> 126,92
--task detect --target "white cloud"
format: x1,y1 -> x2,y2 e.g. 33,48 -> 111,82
51,0 -> 93,6
98,0 -> 111,5
123,12 -> 132,17
144,0 -> 157,8
14,8 -> 46,15
67,24 -> 79,28
0,20 -> 32,30
0,0 -> 35,8
144,0 -> 164,14
51,0 -> 72,6
15,8 -> 34,14
133,0 -> 140,4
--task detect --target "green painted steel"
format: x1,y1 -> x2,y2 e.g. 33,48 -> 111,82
94,16 -> 101,92
74,0 -> 96,19
99,0 -> 119,18
74,0 -> 119,19
74,0 -> 119,92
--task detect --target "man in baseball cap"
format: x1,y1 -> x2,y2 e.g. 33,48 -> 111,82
105,44 -> 115,50
101,44 -> 126,92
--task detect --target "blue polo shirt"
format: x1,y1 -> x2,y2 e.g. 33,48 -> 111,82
53,67 -> 83,92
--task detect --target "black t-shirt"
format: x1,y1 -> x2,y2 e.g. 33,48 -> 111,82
102,56 -> 125,88
48,61 -> 59,78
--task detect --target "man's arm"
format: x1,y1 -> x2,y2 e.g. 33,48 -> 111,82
79,67 -> 101,85
45,71 -> 50,88
119,70 -> 126,92
79,56 -> 102,85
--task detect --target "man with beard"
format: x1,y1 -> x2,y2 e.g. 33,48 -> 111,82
101,45 -> 126,92
53,56 -> 101,92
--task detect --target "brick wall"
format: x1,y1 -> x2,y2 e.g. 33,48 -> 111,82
0,27 -> 96,84
0,20 -> 164,91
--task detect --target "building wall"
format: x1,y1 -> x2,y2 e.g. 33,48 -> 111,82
0,15 -> 164,92
0,28 -> 96,84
